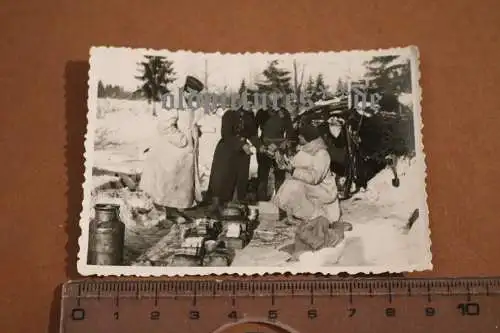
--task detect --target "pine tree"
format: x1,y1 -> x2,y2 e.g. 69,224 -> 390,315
389,59 -> 411,95
312,73 -> 331,102
364,55 -> 411,95
355,54 -> 415,163
304,76 -> 315,100
254,60 -> 293,110
238,79 -> 247,95
97,80 -> 105,98
135,55 -> 176,116
334,78 -> 349,97
256,60 -> 293,96
238,79 -> 255,108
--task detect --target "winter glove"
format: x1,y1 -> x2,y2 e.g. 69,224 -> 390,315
242,144 -> 253,155
279,140 -> 290,151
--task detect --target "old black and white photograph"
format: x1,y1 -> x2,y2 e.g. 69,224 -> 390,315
78,46 -> 430,276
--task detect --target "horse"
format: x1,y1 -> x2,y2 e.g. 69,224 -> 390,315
290,98 -> 411,200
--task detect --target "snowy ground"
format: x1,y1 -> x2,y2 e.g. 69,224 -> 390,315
88,98 -> 430,270
93,98 -> 258,189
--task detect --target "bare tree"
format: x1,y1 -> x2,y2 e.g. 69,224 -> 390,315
292,60 -> 306,117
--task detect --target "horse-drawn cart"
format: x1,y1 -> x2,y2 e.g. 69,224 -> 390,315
290,94 -> 413,200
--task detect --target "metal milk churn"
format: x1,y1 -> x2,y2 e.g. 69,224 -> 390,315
87,203 -> 125,265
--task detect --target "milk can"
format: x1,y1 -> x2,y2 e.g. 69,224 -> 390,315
87,203 -> 125,265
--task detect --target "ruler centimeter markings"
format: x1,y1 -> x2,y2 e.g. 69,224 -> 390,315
60,278 -> 500,333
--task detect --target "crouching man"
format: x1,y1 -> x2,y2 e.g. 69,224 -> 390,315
273,124 -> 341,224
273,124 -> 351,263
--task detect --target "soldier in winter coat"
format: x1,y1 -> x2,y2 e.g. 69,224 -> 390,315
139,110 -> 197,210
139,76 -> 205,215
273,124 -> 341,224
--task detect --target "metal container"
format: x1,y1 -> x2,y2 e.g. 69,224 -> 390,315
248,207 -> 259,221
220,203 -> 249,221
220,207 -> 244,219
87,204 -> 125,266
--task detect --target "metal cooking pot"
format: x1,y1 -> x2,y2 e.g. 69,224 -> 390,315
220,203 -> 249,220
220,206 -> 244,218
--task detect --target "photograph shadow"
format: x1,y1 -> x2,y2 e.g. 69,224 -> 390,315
48,284 -> 63,333
48,61 -> 89,333
64,60 -> 89,279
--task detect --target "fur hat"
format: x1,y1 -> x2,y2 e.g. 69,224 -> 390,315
299,124 -> 321,142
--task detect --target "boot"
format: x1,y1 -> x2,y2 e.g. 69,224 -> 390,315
278,209 -> 287,221
208,197 -> 222,218
164,206 -> 177,221
329,219 -> 353,232
285,214 -> 302,226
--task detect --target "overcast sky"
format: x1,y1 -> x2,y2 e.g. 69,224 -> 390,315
90,46 -> 411,93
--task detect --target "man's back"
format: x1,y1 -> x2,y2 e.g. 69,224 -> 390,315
256,108 -> 294,140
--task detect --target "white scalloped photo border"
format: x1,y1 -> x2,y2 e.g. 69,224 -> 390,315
77,45 -> 431,276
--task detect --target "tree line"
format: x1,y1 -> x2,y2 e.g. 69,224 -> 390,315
237,63 -> 349,118
96,53 -> 415,160
97,54 -> 411,118
97,81 -> 143,100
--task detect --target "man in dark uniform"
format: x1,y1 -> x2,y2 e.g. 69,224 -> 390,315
255,107 -> 294,207
206,105 -> 260,214
234,105 -> 261,202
